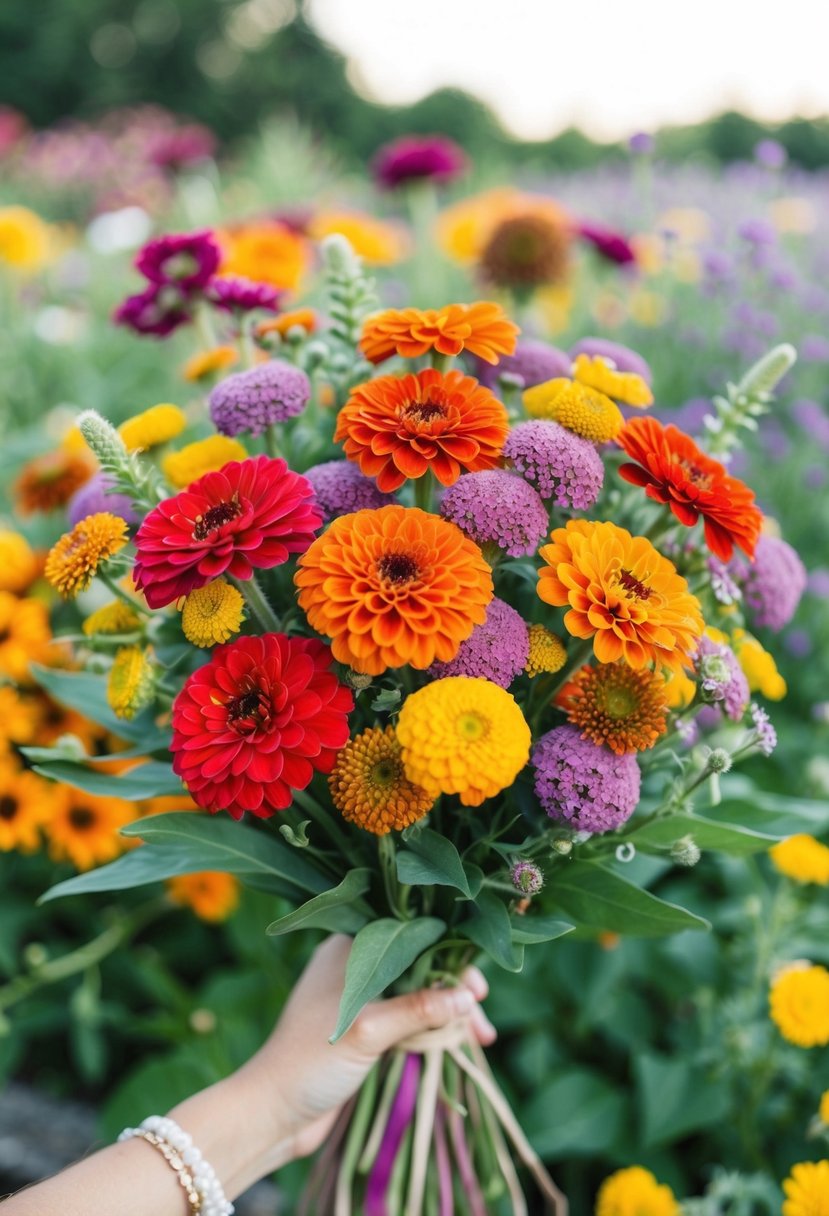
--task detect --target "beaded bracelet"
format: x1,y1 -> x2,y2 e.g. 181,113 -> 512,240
118,1116 -> 234,1216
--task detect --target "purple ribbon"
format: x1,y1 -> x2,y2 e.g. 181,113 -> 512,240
365,1052 -> 422,1216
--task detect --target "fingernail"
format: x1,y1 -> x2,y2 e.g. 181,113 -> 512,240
450,988 -> 475,1015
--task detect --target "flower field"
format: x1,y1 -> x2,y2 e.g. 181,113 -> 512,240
2,111 -> 829,1214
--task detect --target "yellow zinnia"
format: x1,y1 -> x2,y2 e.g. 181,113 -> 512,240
769,963 -> 829,1047
595,1166 -> 680,1216
0,592 -> 52,681
397,676 -> 531,807
770,835 -> 829,886
572,353 -> 653,409
162,436 -> 248,489
782,1160 -> 829,1216
180,580 -> 245,648
310,211 -> 407,265
0,205 -> 53,272
0,530 -> 39,593
523,378 -> 624,442
119,403 -> 187,452
44,513 -> 128,599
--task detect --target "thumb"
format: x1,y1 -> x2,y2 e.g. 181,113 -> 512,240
349,985 -> 476,1056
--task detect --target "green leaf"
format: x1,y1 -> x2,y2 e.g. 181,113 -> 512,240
548,861 -> 710,937
266,870 -> 372,937
711,795 -> 829,838
370,688 -> 401,713
29,663 -> 170,749
32,760 -> 184,801
331,917 -> 445,1041
40,813 -> 330,903
523,1068 -> 626,1158
396,829 -> 482,899
510,915 -> 576,945
636,1052 -> 731,1147
628,811 -> 781,854
460,891 -> 524,972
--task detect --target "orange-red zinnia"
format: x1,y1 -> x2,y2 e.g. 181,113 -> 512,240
335,368 -> 509,492
359,302 -> 519,365
295,505 -> 493,675
617,416 -> 763,561
538,519 -> 703,673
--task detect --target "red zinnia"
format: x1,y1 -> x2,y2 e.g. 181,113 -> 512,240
617,416 -> 763,561
133,455 -> 322,608
335,368 -> 509,492
171,633 -> 353,818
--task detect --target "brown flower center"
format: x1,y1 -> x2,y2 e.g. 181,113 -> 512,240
0,795 -> 18,820
403,399 -> 446,425
618,569 -> 652,601
69,807 -> 95,830
376,554 -> 420,584
226,681 -> 272,734
193,497 -> 242,541
678,460 -> 713,491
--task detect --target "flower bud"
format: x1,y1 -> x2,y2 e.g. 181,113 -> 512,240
706,747 -> 732,773
77,409 -> 129,466
510,859 -> 544,895
671,835 -> 701,867
551,838 -> 573,856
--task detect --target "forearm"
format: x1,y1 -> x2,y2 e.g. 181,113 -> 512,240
0,1071 -> 291,1216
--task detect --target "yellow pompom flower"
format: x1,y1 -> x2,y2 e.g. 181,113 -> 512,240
731,629 -> 787,700
181,346 -> 239,383
0,530 -> 39,594
83,600 -> 142,636
44,513 -> 128,599
524,378 -> 624,443
770,835 -> 829,886
0,592 -> 52,681
0,205 -> 53,271
769,963 -> 829,1047
572,353 -> 653,409
397,677 -> 531,807
118,403 -> 187,453
107,646 -> 155,720
328,726 -> 434,835
782,1160 -> 829,1216
162,436 -> 248,489
525,624 -> 567,678
310,211 -> 407,265
180,580 -> 245,648
167,871 -> 240,922
595,1166 -> 680,1216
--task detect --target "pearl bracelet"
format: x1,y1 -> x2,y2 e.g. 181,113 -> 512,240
118,1116 -> 234,1216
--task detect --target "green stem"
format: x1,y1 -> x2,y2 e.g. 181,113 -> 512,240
378,833 -> 409,920
231,573 -> 282,633
194,302 -> 218,351
263,424 -> 283,460
0,901 -> 165,1017
333,1063 -> 380,1213
96,569 -> 152,617
290,787 -> 361,864
413,472 -> 435,514
429,352 -> 451,373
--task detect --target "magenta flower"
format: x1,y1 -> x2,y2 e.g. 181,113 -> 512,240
206,275 -> 282,314
135,229 -> 221,291
577,221 -> 637,266
113,283 -> 191,337
372,135 -> 467,190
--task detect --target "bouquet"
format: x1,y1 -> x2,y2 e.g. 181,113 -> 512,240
29,226 -> 806,1213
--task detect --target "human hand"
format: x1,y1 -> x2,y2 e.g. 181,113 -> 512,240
236,934 -> 495,1162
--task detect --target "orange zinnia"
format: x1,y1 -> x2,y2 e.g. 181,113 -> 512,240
335,369 -> 509,492
359,302 -> 519,366
295,505 -> 493,675
556,663 -> 668,754
617,416 -> 763,561
538,519 -> 703,673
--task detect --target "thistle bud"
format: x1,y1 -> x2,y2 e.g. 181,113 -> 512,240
671,835 -> 701,867
510,859 -> 544,895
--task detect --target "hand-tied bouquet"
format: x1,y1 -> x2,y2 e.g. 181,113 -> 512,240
32,228 -> 804,1214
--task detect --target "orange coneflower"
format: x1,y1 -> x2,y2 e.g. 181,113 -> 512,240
328,726 -> 434,835
44,513 -> 129,599
0,593 -> 52,682
335,368 -> 509,492
617,416 -> 764,561
359,302 -> 519,366
45,787 -> 137,871
295,505 -> 493,675
556,663 -> 669,755
0,758 -> 55,854
218,222 -> 309,292
537,519 -> 703,673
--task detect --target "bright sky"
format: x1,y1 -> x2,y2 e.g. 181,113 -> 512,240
310,0 -> 829,140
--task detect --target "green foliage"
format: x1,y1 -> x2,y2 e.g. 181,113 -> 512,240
265,870 -> 372,937
395,829 -> 483,900
547,862 -> 711,936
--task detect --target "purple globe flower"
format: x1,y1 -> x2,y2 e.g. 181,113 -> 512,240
209,360 -> 311,437
531,725 -> 640,834
755,139 -> 787,170
113,283 -> 191,337
695,635 -> 749,721
372,135 -> 467,190
568,337 -> 652,385
504,420 -> 604,510
206,275 -> 282,314
303,460 -> 396,524
732,535 -> 807,632
67,473 -> 139,527
439,470 -> 548,558
577,221 -> 637,266
471,339 -> 571,390
428,597 -> 529,688
135,230 -> 220,291
628,132 -> 654,155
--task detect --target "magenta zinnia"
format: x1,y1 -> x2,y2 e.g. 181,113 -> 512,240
133,456 -> 321,608
171,633 -> 353,818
